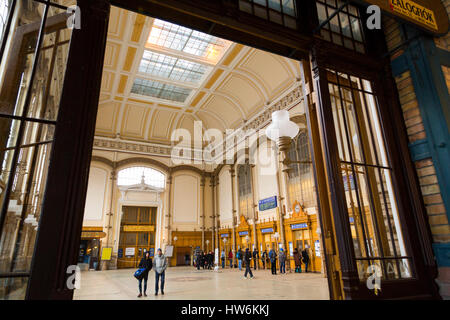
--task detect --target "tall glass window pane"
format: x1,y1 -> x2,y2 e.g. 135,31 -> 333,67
327,69 -> 411,281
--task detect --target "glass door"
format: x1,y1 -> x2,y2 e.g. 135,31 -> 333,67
0,0 -> 73,299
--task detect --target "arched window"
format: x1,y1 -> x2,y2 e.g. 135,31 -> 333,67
237,164 -> 252,217
287,131 -> 316,209
117,166 -> 165,188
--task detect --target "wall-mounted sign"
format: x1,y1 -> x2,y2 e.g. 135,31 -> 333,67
165,245 -> 173,257
123,225 -> 155,232
149,248 -> 155,257
238,231 -> 249,236
118,248 -> 123,258
101,247 -> 112,261
80,231 -> 106,239
261,227 -> 274,234
349,217 -> 355,224
259,196 -> 277,211
358,0 -> 449,35
220,233 -> 229,238
291,223 -> 308,230
315,240 -> 321,257
125,247 -> 135,257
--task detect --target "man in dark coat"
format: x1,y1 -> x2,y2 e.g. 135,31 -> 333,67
269,248 -> 277,275
302,248 -> 310,272
252,248 -> 259,270
243,248 -> 254,279
261,250 -> 267,269
137,251 -> 152,297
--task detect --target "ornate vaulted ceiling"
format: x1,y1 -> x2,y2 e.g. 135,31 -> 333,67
96,7 -> 301,146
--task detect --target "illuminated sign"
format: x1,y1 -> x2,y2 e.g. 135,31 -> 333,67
220,233 -> 229,238
123,225 -> 155,232
261,228 -> 274,234
238,231 -> 249,236
389,0 -> 437,31
291,223 -> 308,230
358,0 -> 448,35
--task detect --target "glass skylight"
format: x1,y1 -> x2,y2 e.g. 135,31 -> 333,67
139,50 -> 209,84
131,78 -> 192,103
147,19 -> 229,62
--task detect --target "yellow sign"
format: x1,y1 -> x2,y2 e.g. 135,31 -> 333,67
358,0 -> 448,35
389,0 -> 437,31
81,231 -> 106,239
101,247 -> 112,261
123,225 -> 155,232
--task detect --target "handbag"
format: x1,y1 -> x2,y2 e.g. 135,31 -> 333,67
134,267 -> 146,280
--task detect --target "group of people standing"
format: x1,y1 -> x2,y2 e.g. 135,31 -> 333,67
135,248 -> 167,297
219,247 -> 310,275
194,251 -> 215,270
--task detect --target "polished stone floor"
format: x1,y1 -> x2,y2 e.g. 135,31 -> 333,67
74,266 -> 330,300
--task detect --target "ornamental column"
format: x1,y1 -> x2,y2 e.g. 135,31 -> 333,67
201,175 -> 206,251
210,176 -> 216,250
215,175 -> 220,251
250,164 -> 258,252
275,150 -> 286,250
230,165 -> 237,266
166,174 -> 173,246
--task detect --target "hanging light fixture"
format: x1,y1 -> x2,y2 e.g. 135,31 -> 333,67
265,110 -> 311,168
265,110 -> 300,153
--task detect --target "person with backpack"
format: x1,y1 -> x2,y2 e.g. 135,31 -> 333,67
243,248 -> 254,279
237,248 -> 243,271
269,247 -> 277,275
279,248 -> 286,274
302,248 -> 310,273
136,251 -> 152,297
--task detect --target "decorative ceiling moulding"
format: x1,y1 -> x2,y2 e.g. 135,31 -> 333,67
355,0 -> 449,35
93,82 -> 304,166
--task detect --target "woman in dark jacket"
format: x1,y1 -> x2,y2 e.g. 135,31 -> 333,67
301,248 -> 310,273
293,248 -> 302,273
137,251 -> 152,297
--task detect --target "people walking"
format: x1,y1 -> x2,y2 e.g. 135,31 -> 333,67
293,248 -> 302,273
228,250 -> 233,268
302,248 -> 310,273
261,250 -> 267,270
279,248 -> 286,274
137,251 -> 152,297
252,248 -> 259,270
153,248 -> 167,295
237,248 -> 243,271
221,249 -> 225,269
269,247 -> 277,275
243,248 -> 254,279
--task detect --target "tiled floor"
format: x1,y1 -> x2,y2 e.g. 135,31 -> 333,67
74,266 -> 330,300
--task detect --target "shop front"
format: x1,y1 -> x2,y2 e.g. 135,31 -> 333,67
78,227 -> 106,271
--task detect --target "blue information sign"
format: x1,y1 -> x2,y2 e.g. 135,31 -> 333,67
291,223 -> 308,230
349,217 -> 354,224
220,233 -> 229,238
258,196 -> 277,211
238,231 -> 249,236
261,227 -> 274,234
118,248 -> 123,258
149,248 -> 155,257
